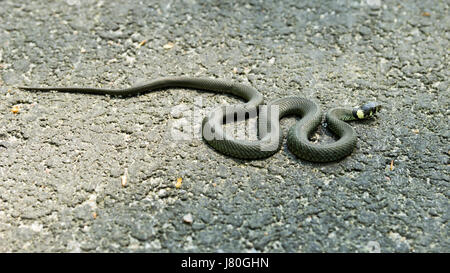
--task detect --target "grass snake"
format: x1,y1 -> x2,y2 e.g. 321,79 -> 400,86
18,77 -> 381,162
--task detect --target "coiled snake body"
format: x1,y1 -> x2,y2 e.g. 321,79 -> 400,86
18,77 -> 381,162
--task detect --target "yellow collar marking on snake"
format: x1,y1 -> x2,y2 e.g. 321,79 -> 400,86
356,109 -> 365,119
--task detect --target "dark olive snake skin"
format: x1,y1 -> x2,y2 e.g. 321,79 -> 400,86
18,77 -> 381,162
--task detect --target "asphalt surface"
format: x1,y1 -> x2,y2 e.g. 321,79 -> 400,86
0,0 -> 448,252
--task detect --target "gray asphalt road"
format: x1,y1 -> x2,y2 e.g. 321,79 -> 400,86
0,0 -> 448,252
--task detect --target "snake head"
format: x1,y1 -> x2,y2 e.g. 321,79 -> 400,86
353,102 -> 381,119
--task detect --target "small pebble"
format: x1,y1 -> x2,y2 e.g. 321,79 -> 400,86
183,213 -> 193,224
157,189 -> 168,198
